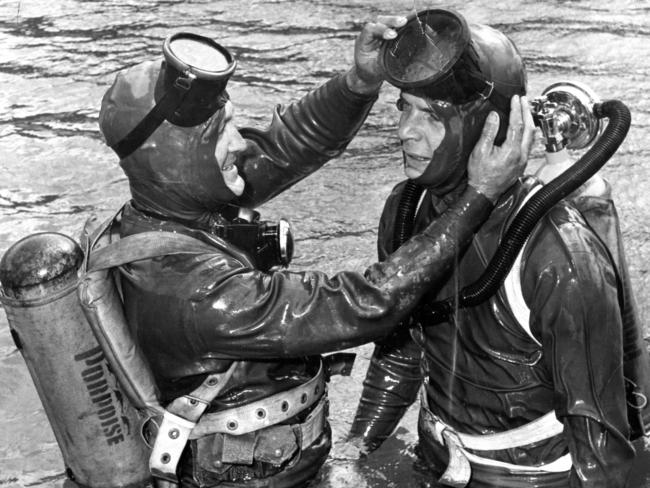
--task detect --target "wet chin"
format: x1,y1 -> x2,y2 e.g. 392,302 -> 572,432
404,164 -> 426,180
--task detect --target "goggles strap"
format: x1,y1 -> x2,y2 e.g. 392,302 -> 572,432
111,72 -> 194,160
464,69 -> 513,113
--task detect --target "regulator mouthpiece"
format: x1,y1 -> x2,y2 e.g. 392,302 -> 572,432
380,9 -> 492,104
531,81 -> 602,152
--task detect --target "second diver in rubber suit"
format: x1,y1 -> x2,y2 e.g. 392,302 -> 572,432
97,17 -> 532,488
350,9 -> 636,488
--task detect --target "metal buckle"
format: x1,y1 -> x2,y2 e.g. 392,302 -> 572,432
173,71 -> 196,91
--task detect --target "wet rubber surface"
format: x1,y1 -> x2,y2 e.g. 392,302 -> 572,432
1,1 -> 649,486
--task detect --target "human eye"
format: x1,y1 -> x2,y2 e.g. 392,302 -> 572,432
395,98 -> 407,111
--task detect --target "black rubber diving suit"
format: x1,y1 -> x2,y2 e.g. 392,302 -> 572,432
98,51 -> 499,486
352,178 -> 636,488
351,12 -> 636,488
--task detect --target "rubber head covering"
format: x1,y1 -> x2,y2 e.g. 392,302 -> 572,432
99,35 -> 239,224
382,9 -> 527,192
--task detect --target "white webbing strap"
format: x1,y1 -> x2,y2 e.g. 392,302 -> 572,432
149,363 -> 238,483
420,392 -> 571,487
190,362 -> 326,438
502,184 -> 544,346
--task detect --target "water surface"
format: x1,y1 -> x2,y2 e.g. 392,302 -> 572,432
1,1 -> 649,486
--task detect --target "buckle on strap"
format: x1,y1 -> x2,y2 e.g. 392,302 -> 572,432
149,363 -> 238,483
191,362 -> 326,438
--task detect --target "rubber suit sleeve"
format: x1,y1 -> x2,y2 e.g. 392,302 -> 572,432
349,327 -> 423,451
234,74 -> 378,208
177,187 -> 492,359
523,212 -> 635,487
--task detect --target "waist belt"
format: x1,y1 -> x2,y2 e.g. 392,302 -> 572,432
150,362 -> 325,485
420,391 -> 571,487
191,362 -> 326,438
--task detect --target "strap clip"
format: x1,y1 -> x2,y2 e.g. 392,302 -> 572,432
174,71 -> 196,91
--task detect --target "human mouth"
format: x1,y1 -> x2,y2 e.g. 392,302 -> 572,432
220,160 -> 244,196
404,152 -> 431,163
221,160 -> 236,171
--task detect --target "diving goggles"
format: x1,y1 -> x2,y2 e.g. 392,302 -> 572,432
113,32 -> 237,159
380,9 -> 497,106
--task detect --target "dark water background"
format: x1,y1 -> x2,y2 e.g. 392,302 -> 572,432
1,0 -> 649,486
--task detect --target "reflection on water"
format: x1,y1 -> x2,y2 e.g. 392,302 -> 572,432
1,0 -> 649,486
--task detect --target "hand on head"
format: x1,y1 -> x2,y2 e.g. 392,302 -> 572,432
345,15 -> 407,95
467,95 -> 535,203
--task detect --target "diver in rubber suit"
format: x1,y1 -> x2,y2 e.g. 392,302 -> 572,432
350,10 -> 636,488
97,16 -> 532,488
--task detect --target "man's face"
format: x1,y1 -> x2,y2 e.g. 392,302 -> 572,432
397,92 -> 446,179
214,100 -> 246,196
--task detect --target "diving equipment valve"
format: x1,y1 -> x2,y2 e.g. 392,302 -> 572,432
531,81 -> 602,153
531,81 -> 608,194
217,207 -> 294,272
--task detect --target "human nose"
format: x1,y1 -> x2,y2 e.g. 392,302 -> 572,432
398,109 -> 421,143
225,124 -> 247,154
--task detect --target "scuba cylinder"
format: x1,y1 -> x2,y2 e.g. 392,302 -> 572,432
0,232 -> 152,488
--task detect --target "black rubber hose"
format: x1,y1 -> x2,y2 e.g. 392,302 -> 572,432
421,99 -> 631,323
392,180 -> 425,252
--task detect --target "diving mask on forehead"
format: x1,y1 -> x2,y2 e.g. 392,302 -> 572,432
380,9 -> 510,110
112,32 -> 237,159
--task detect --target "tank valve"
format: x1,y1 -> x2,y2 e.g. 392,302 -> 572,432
531,81 -> 602,152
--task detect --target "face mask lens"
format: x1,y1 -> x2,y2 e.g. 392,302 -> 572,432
382,9 -> 469,88
169,37 -> 232,73
160,33 -> 237,127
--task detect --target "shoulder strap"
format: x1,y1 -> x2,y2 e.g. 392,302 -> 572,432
87,231 -> 215,272
502,184 -> 544,345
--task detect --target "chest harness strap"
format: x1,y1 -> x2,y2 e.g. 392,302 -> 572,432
149,364 -> 239,483
502,184 -> 543,346
420,391 -> 570,487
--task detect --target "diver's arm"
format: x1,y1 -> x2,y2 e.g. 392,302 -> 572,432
232,16 -> 407,207
523,216 -> 635,487
350,328 -> 423,451
184,185 -> 493,359
234,75 -> 377,207
182,96 -> 529,358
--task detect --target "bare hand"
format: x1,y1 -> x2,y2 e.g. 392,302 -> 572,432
345,15 -> 407,95
467,95 -> 534,203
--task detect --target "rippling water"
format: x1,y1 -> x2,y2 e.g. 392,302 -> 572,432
1,1 -> 649,486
